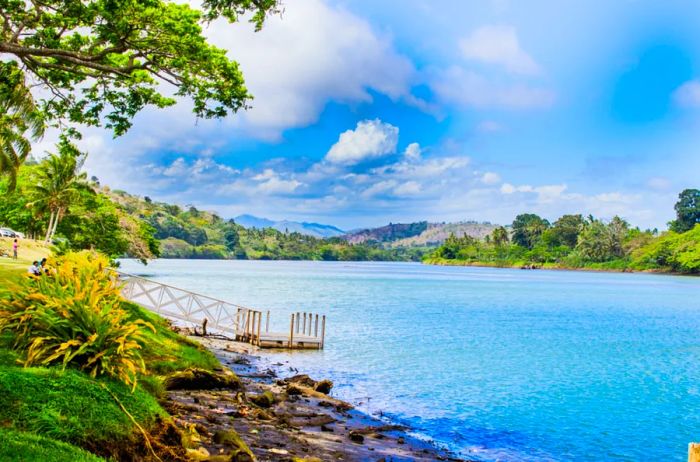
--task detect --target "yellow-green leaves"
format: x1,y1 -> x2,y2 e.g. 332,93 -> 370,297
0,251 -> 153,390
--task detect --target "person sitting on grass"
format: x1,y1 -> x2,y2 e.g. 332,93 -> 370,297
12,239 -> 18,259
27,261 -> 41,277
37,257 -> 47,271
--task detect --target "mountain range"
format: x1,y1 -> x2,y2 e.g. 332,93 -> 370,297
233,214 -> 346,238
234,214 -> 498,247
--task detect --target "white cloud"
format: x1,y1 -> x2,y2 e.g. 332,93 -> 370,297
394,181 -> 422,196
673,80 -> 700,107
647,177 -> 671,191
256,176 -> 303,194
459,25 -> 540,75
325,119 -> 399,165
404,142 -> 422,161
205,0 -> 415,137
361,180 -> 398,199
432,67 -> 555,109
501,183 -> 533,194
481,172 -> 501,185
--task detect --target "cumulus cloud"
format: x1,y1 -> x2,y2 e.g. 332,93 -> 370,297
432,67 -> 555,109
325,119 -> 399,165
404,142 -> 422,161
205,0 -> 415,137
459,25 -> 540,75
480,172 -> 501,185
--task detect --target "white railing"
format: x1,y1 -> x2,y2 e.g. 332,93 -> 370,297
116,271 -> 251,337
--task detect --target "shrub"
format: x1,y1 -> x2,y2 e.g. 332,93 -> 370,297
0,251 -> 154,389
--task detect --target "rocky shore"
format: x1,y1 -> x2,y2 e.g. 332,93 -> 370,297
166,335 -> 470,462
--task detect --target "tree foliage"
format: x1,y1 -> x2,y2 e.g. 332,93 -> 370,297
28,138 -> 88,242
511,213 -> 550,249
0,0 -> 279,137
670,189 -> 700,233
428,199 -> 700,274
0,62 -> 44,190
0,162 -> 159,261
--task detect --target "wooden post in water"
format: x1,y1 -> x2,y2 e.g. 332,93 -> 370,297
302,313 -> 307,335
256,311 -> 262,346
689,443 -> 700,462
289,313 -> 295,348
296,312 -> 300,333
266,310 -> 270,332
314,314 -> 319,337
320,315 -> 326,350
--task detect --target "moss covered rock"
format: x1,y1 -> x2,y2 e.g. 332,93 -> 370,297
211,430 -> 255,461
249,391 -> 275,408
164,368 -> 241,391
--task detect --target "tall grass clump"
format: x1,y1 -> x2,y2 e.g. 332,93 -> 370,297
0,251 -> 153,389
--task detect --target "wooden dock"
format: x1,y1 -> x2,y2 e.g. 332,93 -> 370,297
116,271 -> 326,350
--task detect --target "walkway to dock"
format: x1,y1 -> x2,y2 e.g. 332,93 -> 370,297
116,271 -> 326,349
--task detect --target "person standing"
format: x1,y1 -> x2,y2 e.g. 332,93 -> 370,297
12,239 -> 18,259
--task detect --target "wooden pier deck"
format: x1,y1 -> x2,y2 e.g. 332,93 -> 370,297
116,271 -> 326,350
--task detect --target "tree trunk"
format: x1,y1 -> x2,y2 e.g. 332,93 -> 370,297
49,208 -> 62,241
44,210 -> 55,243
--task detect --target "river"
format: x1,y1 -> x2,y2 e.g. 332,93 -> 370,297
119,259 -> 700,461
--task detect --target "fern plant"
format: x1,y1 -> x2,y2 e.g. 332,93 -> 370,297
0,251 -> 154,389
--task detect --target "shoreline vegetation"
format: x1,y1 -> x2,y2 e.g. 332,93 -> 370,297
0,252 -> 466,461
0,155 -> 697,272
423,197 -> 700,276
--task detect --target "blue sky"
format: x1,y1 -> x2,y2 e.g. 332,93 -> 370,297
64,0 -> 700,229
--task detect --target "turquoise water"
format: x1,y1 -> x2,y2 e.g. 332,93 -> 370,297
120,259 -> 700,461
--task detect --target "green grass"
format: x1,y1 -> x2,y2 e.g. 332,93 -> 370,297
0,429 -> 104,462
0,366 -> 166,453
0,256 -> 228,460
123,301 -> 220,374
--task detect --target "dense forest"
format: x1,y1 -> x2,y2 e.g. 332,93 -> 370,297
427,189 -> 700,274
109,188 -> 426,261
1,152 -> 698,272
0,155 -> 425,262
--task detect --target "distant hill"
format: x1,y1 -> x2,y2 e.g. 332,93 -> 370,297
343,221 -> 498,247
104,191 -> 420,261
234,214 -> 345,238
234,214 -> 275,229
343,222 -> 429,244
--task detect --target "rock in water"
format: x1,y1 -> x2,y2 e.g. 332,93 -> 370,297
314,379 -> 333,394
285,374 -> 317,387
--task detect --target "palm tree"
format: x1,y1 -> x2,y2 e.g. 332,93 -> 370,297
0,63 -> 45,190
29,141 -> 88,243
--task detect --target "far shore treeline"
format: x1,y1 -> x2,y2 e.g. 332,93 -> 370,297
1,155 -> 698,273
427,189 -> 700,274
0,159 -> 425,262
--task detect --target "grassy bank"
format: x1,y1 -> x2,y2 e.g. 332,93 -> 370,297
0,254 -> 227,461
424,257 -> 675,274
0,238 -> 51,279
